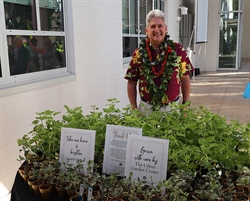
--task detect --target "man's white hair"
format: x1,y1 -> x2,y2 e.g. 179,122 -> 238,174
146,9 -> 165,27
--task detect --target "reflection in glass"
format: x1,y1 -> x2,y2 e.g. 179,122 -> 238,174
147,0 -> 153,15
160,1 -> 164,11
39,0 -> 64,31
122,0 -> 129,34
154,0 -> 158,8
4,0 -> 37,30
7,35 -> 66,75
130,0 -> 137,34
218,12 -> 238,68
140,0 -> 146,35
221,0 -> 239,12
123,37 -> 138,57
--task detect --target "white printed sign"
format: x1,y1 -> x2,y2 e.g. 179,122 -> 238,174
59,127 -> 96,174
125,135 -> 169,186
102,124 -> 142,176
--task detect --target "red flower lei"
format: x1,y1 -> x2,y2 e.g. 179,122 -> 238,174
145,38 -> 172,77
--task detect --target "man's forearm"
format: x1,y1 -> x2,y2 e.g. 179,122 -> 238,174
127,80 -> 138,109
181,75 -> 191,103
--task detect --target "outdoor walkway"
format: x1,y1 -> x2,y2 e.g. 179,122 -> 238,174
190,59 -> 250,125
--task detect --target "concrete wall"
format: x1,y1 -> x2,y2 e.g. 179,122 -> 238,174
165,0 -> 183,42
0,0 -> 127,198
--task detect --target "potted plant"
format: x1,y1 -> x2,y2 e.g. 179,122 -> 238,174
234,194 -> 249,201
95,183 -> 108,201
193,172 -> 223,201
39,183 -> 52,200
17,110 -> 62,162
32,180 -> 44,196
55,171 -> 67,198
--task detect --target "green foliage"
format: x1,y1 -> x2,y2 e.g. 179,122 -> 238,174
17,98 -> 250,179
17,110 -> 62,160
194,171 -> 223,201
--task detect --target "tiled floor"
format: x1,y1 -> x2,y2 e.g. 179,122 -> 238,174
190,59 -> 250,125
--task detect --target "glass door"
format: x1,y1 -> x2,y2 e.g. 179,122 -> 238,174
218,0 -> 243,70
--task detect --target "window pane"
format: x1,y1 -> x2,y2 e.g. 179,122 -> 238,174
221,0 -> 239,12
7,35 -> 66,75
147,0 -> 153,14
39,0 -> 64,31
154,0 -> 158,9
4,0 -> 37,30
122,0 -> 129,33
123,37 -> 138,57
160,1 -> 164,11
140,0 -> 146,34
130,0 -> 138,34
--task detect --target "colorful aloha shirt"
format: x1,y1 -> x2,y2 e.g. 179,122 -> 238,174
124,42 -> 194,103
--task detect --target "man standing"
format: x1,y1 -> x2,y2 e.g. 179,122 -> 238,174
124,9 -> 194,113
26,38 -> 40,72
13,37 -> 30,75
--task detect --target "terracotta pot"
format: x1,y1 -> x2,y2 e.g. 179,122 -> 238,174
136,193 -> 145,200
56,183 -> 67,198
70,195 -> 84,201
121,194 -> 129,201
18,166 -> 25,175
67,189 -> 76,199
39,183 -> 52,200
20,172 -> 29,183
27,177 -> 37,190
222,188 -> 234,200
220,178 -> 230,189
32,180 -> 43,196
108,192 -> 122,200
234,194 -> 249,201
49,181 -> 57,195
235,186 -> 246,195
150,195 -> 162,201
109,198 -> 122,201
243,184 -> 250,196
95,196 -> 109,201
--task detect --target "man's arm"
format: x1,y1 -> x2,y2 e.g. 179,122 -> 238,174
181,75 -> 191,104
127,80 -> 138,109
26,61 -> 30,73
27,39 -> 47,54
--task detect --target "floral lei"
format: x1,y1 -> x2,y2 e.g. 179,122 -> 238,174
138,35 -> 178,110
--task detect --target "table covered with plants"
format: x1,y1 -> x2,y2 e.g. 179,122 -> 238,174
11,99 -> 250,201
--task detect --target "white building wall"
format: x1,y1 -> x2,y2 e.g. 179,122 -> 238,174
165,0 -> 183,43
242,0 -> 250,59
195,0 -> 220,72
0,0 -> 128,198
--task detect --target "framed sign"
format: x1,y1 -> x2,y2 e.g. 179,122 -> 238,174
125,135 -> 169,186
102,124 -> 142,176
59,127 -> 96,173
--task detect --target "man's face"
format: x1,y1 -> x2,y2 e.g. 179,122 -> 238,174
14,39 -> 22,49
32,40 -> 37,47
145,17 -> 167,47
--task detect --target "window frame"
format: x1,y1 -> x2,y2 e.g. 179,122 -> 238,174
0,0 -> 75,97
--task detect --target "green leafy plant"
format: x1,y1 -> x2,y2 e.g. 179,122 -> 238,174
194,171 -> 223,201
16,98 -> 250,200
17,110 -> 62,160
